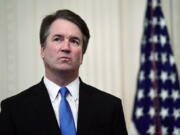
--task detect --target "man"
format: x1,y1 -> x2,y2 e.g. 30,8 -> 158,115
0,9 -> 128,135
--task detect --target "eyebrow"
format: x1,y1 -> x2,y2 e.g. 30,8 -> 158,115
52,34 -> 81,41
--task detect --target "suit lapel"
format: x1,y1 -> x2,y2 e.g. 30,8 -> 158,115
77,80 -> 92,135
30,80 -> 60,135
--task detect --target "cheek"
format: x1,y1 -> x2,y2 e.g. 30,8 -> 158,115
42,49 -> 57,64
72,49 -> 83,63
45,46 -> 58,57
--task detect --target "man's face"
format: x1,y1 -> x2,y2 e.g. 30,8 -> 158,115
41,19 -> 83,74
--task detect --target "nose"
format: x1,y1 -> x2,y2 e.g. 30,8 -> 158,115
60,40 -> 70,53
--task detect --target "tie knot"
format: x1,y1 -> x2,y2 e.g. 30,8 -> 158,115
60,87 -> 69,98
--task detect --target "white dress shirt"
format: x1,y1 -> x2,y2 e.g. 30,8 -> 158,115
43,76 -> 79,129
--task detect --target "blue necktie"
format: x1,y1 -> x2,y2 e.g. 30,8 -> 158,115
59,87 -> 76,135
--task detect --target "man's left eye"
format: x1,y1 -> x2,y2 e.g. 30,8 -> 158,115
70,39 -> 80,46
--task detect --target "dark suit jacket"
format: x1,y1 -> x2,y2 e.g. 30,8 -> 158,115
0,79 -> 128,135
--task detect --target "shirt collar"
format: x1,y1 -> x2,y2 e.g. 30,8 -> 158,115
43,76 -> 80,102
66,77 -> 80,102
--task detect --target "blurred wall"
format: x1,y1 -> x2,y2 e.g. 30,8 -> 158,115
0,0 -> 180,134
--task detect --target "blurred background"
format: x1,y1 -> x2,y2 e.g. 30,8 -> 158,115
0,0 -> 180,134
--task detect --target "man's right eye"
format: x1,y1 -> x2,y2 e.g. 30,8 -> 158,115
54,37 -> 60,41
53,37 -> 63,42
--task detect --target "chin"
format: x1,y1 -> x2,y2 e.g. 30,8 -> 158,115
54,64 -> 79,73
56,67 -> 74,72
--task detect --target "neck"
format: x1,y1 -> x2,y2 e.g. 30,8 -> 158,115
45,69 -> 79,87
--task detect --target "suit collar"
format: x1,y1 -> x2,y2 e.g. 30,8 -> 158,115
31,79 -> 60,135
77,79 -> 93,135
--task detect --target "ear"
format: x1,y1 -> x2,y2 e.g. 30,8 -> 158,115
40,47 -> 45,59
80,53 -> 84,65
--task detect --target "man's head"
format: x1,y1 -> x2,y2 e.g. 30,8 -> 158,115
40,9 -> 90,54
40,10 -> 90,82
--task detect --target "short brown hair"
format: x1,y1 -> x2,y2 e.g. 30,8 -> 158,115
40,9 -> 90,54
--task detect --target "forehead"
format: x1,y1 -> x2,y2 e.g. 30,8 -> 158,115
49,19 -> 83,38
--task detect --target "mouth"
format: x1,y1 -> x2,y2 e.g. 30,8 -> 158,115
58,57 -> 71,62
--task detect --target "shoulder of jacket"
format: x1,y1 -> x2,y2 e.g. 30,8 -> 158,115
80,80 -> 122,103
1,80 -> 44,108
